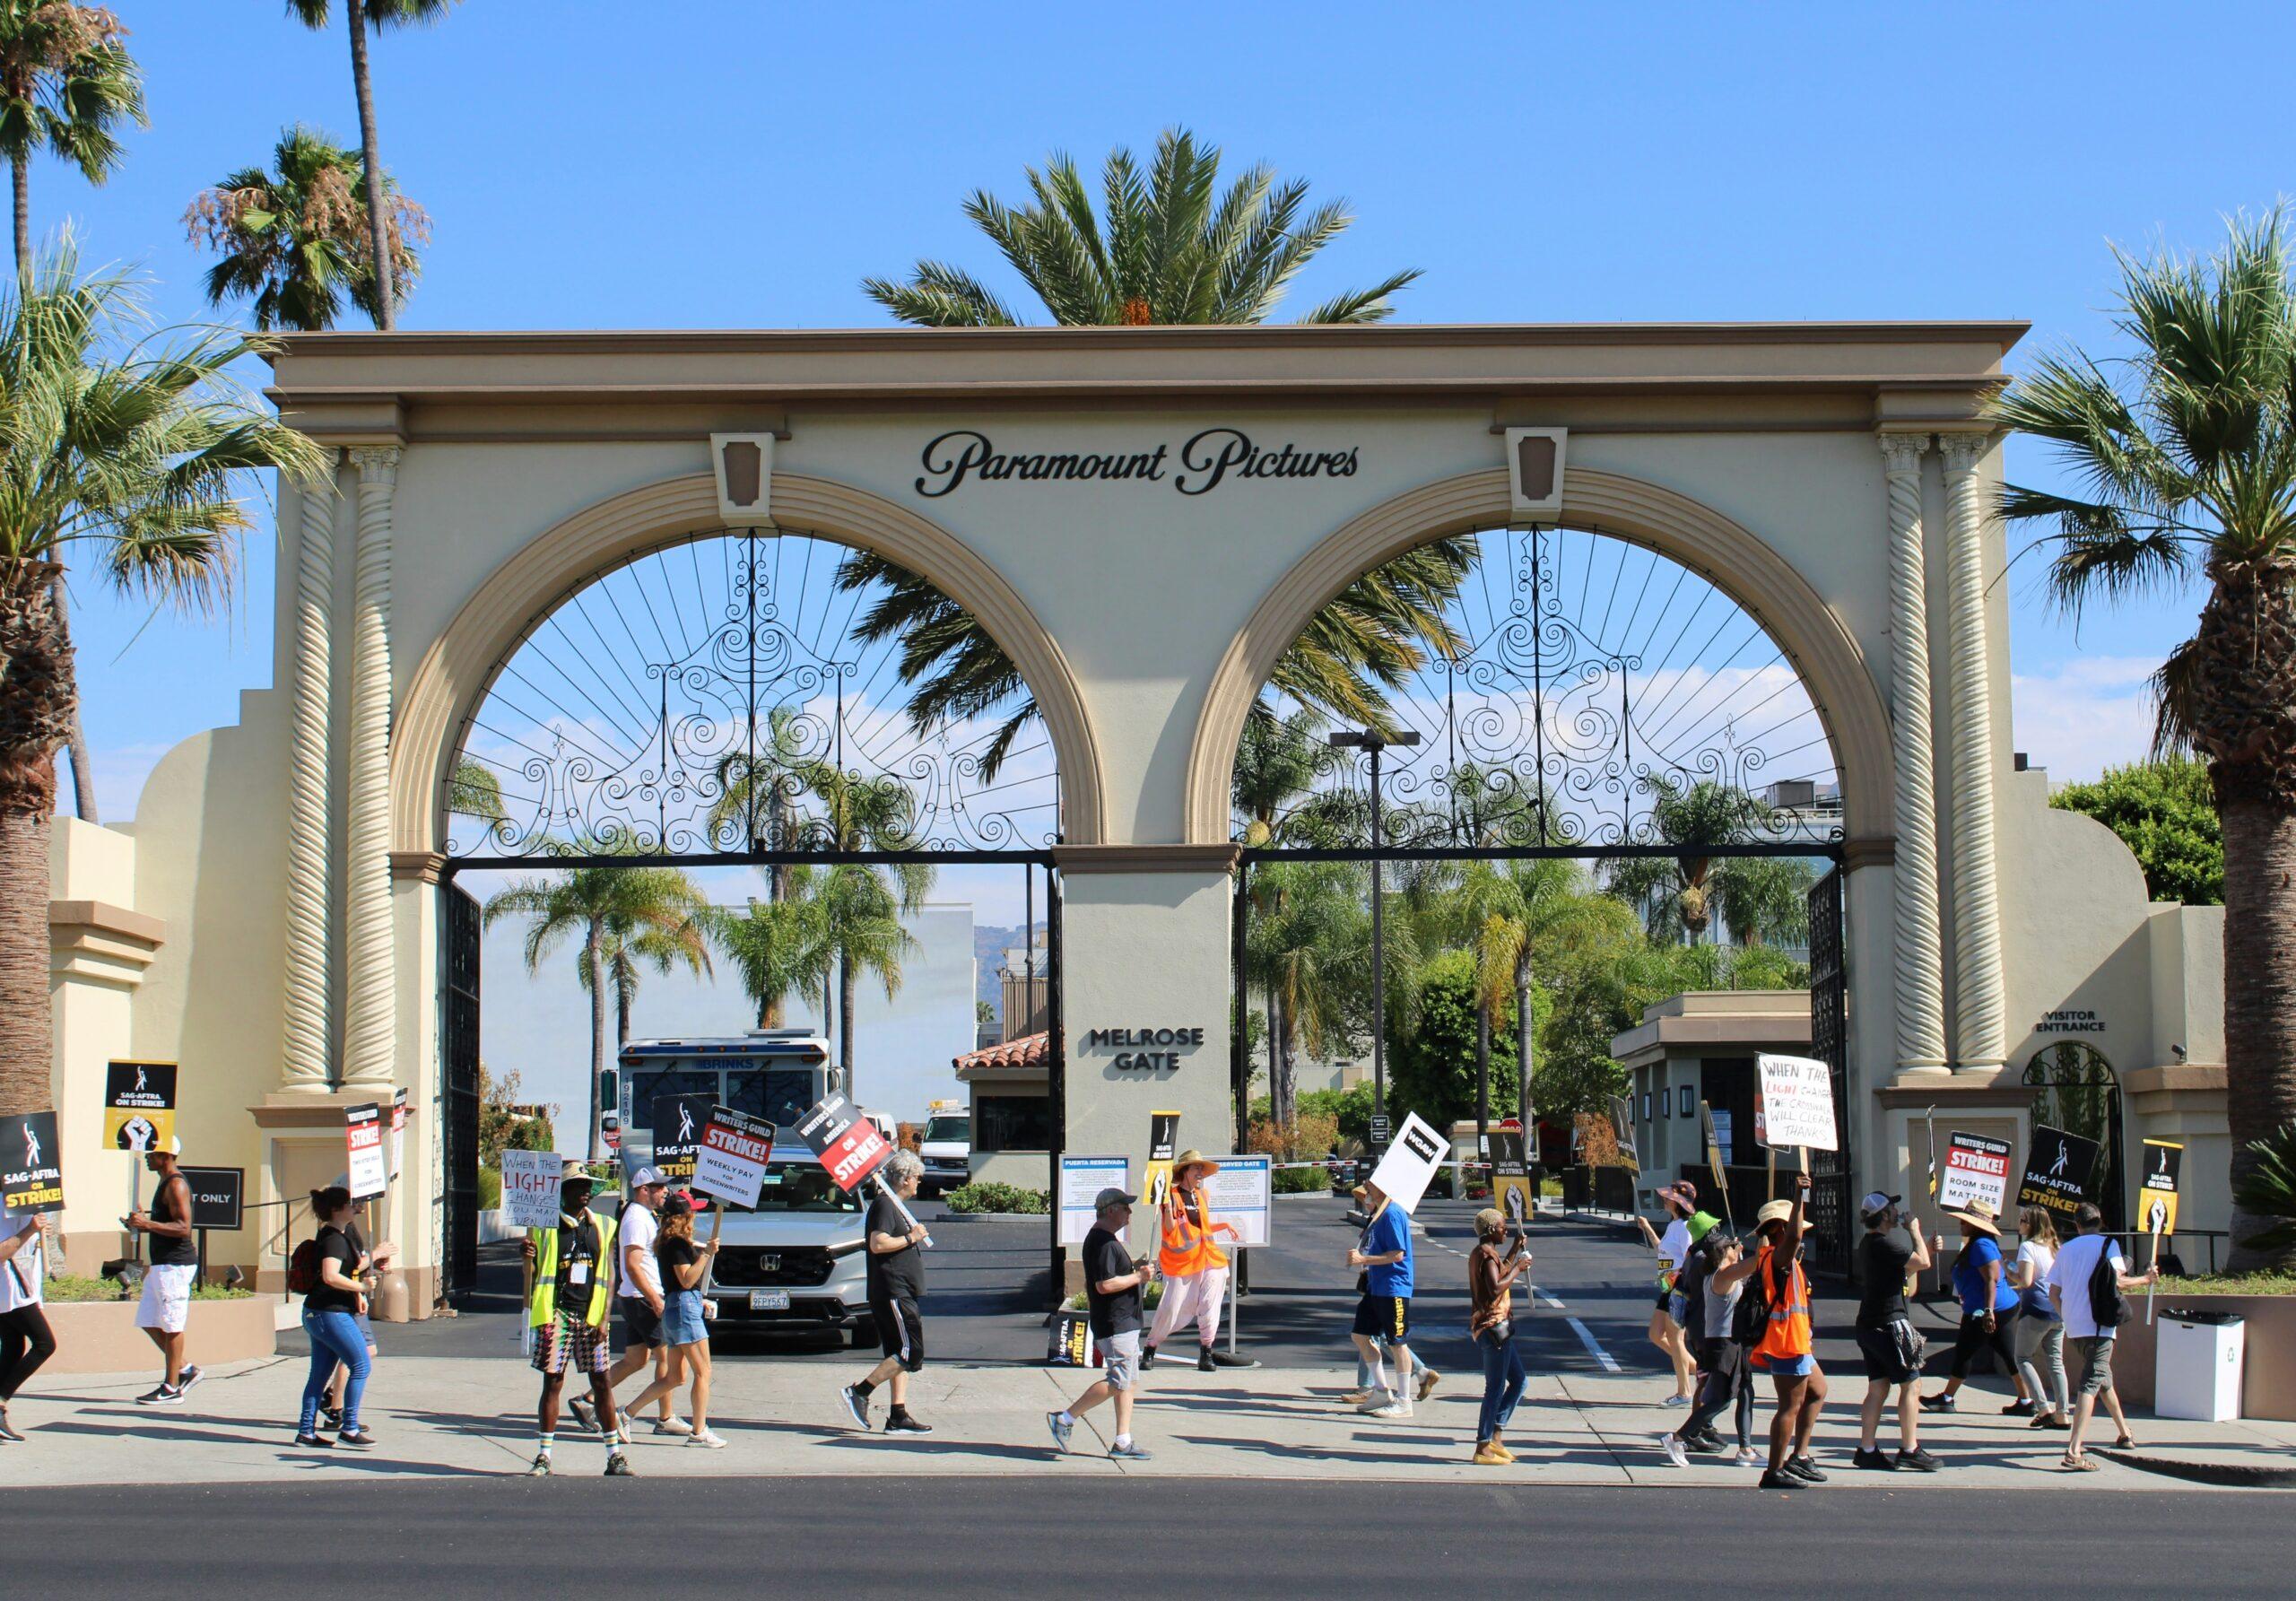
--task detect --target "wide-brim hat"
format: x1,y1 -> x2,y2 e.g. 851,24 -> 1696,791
1946,1200 -> 2001,1237
1754,1197 -> 1815,1232
559,1160 -> 594,1185
1171,1149 -> 1220,1178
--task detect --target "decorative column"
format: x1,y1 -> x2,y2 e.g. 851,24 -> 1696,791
1880,433 -> 1948,1077
1941,433 -> 2006,1072
342,445 -> 400,1094
281,467 -> 340,1093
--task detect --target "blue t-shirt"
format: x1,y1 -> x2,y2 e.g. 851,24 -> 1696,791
1951,1234 -> 2017,1315
1363,1203 -> 1413,1298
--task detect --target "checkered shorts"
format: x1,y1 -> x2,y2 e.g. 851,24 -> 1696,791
531,1310 -> 612,1375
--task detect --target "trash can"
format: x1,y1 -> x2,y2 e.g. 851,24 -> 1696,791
2154,1309 -> 2245,1422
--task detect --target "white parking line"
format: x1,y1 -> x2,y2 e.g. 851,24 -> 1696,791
1566,1316 -> 1622,1373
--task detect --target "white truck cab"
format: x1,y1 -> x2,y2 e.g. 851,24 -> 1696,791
918,1098 -> 970,1196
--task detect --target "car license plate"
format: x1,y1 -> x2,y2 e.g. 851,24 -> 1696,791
750,1289 -> 790,1311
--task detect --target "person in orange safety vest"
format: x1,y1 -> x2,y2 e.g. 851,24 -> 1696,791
1142,1151 -> 1254,1372
1712,1170 -> 1830,1491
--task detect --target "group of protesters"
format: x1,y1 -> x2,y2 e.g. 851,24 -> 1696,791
1643,1172 -> 2162,1484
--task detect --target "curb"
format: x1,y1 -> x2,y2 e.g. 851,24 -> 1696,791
2095,1447 -> 2296,1488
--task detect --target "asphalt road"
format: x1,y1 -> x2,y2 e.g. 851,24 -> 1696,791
9,1475 -> 2286,1597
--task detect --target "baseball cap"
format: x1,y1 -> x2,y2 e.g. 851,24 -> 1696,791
627,1166 -> 664,1188
1093,1186 -> 1136,1211
1859,1190 -> 1901,1222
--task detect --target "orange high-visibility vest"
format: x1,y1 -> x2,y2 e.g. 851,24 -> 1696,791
1159,1189 -> 1228,1276
1752,1243 -> 1812,1366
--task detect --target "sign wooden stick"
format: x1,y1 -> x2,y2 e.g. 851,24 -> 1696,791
2146,1220 -> 2162,1326
1766,1148 -> 1777,1203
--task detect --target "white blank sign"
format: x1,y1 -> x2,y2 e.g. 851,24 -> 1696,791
1366,1112 -> 1448,1214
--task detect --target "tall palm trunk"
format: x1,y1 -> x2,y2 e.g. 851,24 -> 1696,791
615,983 -> 631,1048
1514,955 -> 1535,1144
839,950 -> 857,1097
2220,788 -> 2296,1267
584,923 -> 608,1162
1272,988 -> 1296,1131
51,579 -> 92,822
0,808 -> 49,1116
11,148 -> 26,280
1474,997 -> 1492,1145
0,568 -> 69,1115
344,5 -> 396,330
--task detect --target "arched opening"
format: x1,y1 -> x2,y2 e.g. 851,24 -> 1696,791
2022,1040 -> 2124,1233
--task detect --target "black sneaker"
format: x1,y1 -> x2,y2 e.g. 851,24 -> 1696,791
292,1431 -> 333,1449
177,1366 -> 205,1394
335,1425 -> 377,1449
1918,1393 -> 1956,1413
135,1384 -> 183,1406
1141,1344 -> 1159,1371
885,1414 -> 934,1435
1785,1454 -> 1828,1484
320,1405 -> 344,1432
1685,1431 -> 1726,1456
1758,1468 -> 1799,1490
568,1396 -> 598,1433
2003,1399 -> 2035,1416
604,1452 -> 636,1476
839,1385 -> 871,1430
1196,1347 -> 1217,1373
1897,1446 -> 1944,1472
1852,1447 -> 1896,1471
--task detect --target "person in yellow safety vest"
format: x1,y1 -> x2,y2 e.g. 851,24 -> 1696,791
1142,1152 -> 1253,1373
518,1161 -> 634,1478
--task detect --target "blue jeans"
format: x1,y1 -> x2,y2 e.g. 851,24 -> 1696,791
300,1308 -> 370,1434
1475,1325 -> 1526,1441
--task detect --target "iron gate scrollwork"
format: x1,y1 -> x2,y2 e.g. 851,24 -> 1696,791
1806,866 -> 1851,1275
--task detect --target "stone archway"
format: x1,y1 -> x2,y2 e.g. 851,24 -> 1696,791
391,469 -> 1110,855
1181,465 -> 1893,848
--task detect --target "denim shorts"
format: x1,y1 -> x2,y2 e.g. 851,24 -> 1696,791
1755,1352 -> 1817,1378
662,1288 -> 707,1346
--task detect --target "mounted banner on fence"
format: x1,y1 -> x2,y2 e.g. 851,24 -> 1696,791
0,1110 -> 64,1214
1200,1154 -> 1273,1248
1142,1110 -> 1181,1209
1366,1111 -> 1448,1215
2017,1124 -> 2100,1220
388,1089 -> 409,1182
2138,1138 -> 2183,1237
345,1102 -> 387,1201
693,1106 -> 776,1208
1609,1096 -> 1639,1172
650,1093 -> 717,1184
1058,1154 -> 1130,1246
1755,1054 -> 1839,1152
1938,1131 -> 2012,1215
1489,1129 -> 1533,1228
500,1148 -> 561,1230
104,1060 -> 176,1153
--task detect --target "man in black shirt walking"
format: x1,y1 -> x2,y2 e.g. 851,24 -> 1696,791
1851,1190 -> 1942,1471
1047,1186 -> 1152,1460
840,1150 -> 933,1435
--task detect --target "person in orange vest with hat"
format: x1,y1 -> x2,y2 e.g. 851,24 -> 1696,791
1712,1170 -> 1829,1490
1142,1151 -> 1251,1372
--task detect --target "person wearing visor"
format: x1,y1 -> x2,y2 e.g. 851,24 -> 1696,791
519,1161 -> 633,1477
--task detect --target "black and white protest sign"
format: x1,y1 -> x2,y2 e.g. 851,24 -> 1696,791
105,1060 -> 176,1153
796,1092 -> 929,1245
692,1105 -> 776,1208
2017,1124 -> 2100,1220
1366,1110 -> 1448,1214
1756,1054 -> 1839,1152
1939,1131 -> 2012,1215
0,1109 -> 64,1214
650,1092 -> 717,1183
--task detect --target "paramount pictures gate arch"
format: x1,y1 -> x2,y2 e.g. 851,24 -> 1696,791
65,322 -> 2234,1315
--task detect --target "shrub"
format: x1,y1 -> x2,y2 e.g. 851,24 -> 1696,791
478,1165 -> 502,1211
944,1181 -> 1049,1214
1272,1162 -> 1328,1194
47,1274 -> 250,1303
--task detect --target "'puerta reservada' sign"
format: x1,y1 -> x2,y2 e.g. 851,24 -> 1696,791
916,427 -> 1360,498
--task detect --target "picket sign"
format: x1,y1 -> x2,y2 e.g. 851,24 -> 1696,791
1365,1112 -> 1448,1214
1754,1054 -> 1838,1152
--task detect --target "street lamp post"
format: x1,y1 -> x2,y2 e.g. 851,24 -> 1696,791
1330,728 -> 1419,1129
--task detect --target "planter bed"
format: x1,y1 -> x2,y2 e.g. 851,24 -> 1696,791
39,1295 -> 275,1376
2109,1292 -> 2296,1422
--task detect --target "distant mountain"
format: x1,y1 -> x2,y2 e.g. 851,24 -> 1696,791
973,922 -> 1046,1008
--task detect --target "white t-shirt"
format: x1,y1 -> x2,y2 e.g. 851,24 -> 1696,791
0,1203 -> 45,1312
2046,1232 -> 2123,1339
2015,1239 -> 2055,1301
1657,1217 -> 1692,1275
616,1201 -> 660,1300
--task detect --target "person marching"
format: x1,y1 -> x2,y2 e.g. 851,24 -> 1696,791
1143,1150 -> 1248,1372
1662,1228 -> 1759,1466
127,1139 -> 203,1406
2047,1201 -> 2159,1471
0,1204 -> 57,1440
1347,1178 -> 1420,1419
1850,1192 -> 1942,1472
1714,1170 -> 1827,1490
618,1192 -> 725,1449
1922,1199 -> 2031,1414
518,1161 -> 633,1477
572,1166 -> 687,1439
2010,1205 -> 2072,1431
1633,1181 -> 1700,1405
1466,1207 -> 1531,1466
839,1149 -> 935,1436
1048,1186 -> 1154,1461
293,1186 -> 378,1449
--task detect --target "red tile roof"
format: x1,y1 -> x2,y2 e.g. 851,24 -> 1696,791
953,1031 -> 1048,1074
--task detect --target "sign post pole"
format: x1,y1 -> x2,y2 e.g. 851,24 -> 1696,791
1228,1249 -> 1239,1358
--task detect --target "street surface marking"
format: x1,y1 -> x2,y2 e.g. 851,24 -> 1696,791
1565,1316 -> 1622,1372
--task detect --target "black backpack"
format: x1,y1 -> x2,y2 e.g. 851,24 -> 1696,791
1730,1245 -> 1771,1344
2087,1236 -> 2131,1330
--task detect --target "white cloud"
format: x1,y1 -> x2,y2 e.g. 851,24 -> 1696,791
2012,656 -> 2162,782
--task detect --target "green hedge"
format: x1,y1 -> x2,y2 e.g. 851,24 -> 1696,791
944,1181 -> 1049,1214
1273,1163 -> 1329,1194
478,1165 -> 502,1211
47,1274 -> 251,1303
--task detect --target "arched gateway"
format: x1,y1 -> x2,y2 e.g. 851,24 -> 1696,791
41,322 -> 2234,1316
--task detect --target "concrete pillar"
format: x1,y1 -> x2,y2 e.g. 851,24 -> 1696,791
342,446 -> 400,1095
1940,433 -> 2006,1072
281,470 -> 338,1095
1880,433 -> 1948,1078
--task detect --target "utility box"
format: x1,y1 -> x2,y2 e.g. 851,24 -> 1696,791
2154,1310 -> 2245,1422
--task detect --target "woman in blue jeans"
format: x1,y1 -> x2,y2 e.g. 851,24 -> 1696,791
294,1187 -> 376,1449
1466,1207 -> 1531,1465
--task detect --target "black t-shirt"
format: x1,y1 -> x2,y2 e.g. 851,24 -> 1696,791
556,1215 -> 603,1308
1082,1225 -> 1142,1338
656,1234 -> 700,1292
1857,1231 -> 1913,1324
305,1223 -> 361,1313
866,1192 -> 925,1302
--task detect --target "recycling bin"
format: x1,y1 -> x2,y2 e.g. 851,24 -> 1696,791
2154,1310 -> 2245,1422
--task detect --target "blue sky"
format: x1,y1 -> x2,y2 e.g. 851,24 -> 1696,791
54,0 -> 2295,825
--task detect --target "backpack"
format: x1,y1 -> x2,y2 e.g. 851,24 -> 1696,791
1730,1246 -> 1771,1344
286,1236 -> 321,1296
2086,1236 -> 2130,1330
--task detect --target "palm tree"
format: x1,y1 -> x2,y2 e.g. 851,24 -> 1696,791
587,918 -> 711,1048
184,126 -> 426,332
1466,859 -> 1631,1144
448,755 -> 505,831
0,249 -> 324,1117
1602,779 -> 1774,942
287,0 -> 455,331
709,885 -> 831,1030
1706,854 -> 1816,950
1993,212 -> 2296,1269
788,761 -> 935,1091
483,863 -> 710,1160
813,863 -> 918,1098
1232,706 -> 1326,845
1245,859 -> 1370,1131
705,705 -> 813,901
848,128 -> 1470,776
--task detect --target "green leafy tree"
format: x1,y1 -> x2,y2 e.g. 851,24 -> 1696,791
586,917 -> 712,1048
1992,213 -> 2296,1268
0,250 -> 325,1118
477,1062 -> 555,1170
184,125 -> 426,331
1464,857 -> 1623,1138
709,883 -> 830,1030
1386,947 -> 1532,1134
2232,1122 -> 2296,1255
2050,757 -> 2223,904
448,756 -> 504,829
814,862 -> 918,1099
1601,779 -> 1781,942
287,0 -> 456,330
1246,858 -> 1375,1127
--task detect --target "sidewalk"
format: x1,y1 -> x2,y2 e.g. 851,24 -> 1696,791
12,1350 -> 2292,1490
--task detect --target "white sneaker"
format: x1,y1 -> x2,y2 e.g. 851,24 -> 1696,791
1355,1389 -> 1395,1414
1368,1398 -> 1413,1420
652,1417 -> 694,1437
1661,1431 -> 1689,1468
685,1429 -> 726,1449
1735,1445 -> 1761,1466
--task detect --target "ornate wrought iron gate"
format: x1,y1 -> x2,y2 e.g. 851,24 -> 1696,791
1805,865 -> 1852,1275
442,883 -> 483,1303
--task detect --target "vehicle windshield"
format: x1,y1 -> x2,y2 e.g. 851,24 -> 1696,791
923,1117 -> 969,1143
720,1161 -> 861,1214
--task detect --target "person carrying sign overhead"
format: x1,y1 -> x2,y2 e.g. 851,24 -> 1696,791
1347,1178 -> 1422,1419
518,1161 -> 634,1477
1143,1150 -> 1248,1373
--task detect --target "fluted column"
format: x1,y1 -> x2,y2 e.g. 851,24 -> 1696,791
280,465 -> 341,1093
342,445 -> 400,1094
1941,433 -> 2006,1071
1881,433 -> 1948,1077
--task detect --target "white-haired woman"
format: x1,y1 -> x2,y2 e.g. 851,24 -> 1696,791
839,1150 -> 935,1436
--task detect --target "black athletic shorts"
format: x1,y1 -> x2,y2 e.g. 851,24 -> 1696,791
1855,1318 -> 1925,1383
1352,1292 -> 1411,1344
873,1295 -> 925,1371
618,1293 -> 664,1351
